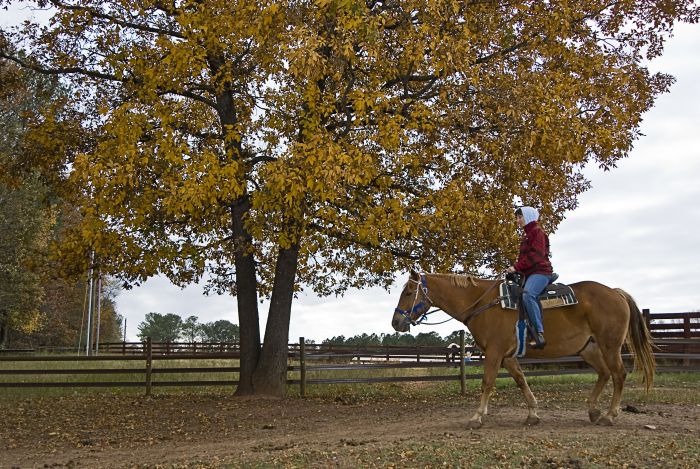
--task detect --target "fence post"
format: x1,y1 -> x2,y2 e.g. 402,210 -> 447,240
299,337 -> 306,398
145,337 -> 153,397
122,341 -> 126,355
684,316 -> 691,366
459,330 -> 466,396
416,346 -> 421,363
642,308 -> 651,331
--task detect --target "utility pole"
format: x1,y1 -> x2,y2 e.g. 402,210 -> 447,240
85,252 -> 94,356
95,272 -> 102,355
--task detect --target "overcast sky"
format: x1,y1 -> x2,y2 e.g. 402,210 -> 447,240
3,9 -> 699,342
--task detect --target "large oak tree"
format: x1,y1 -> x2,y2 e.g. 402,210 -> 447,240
2,0 -> 696,395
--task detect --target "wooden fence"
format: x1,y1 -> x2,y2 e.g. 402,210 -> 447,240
643,309 -> 700,339
1,333 -> 699,396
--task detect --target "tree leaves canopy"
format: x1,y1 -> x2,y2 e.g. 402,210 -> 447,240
0,57 -> 123,347
200,319 -> 240,343
1,0 -> 697,296
0,176 -> 48,336
137,312 -> 183,342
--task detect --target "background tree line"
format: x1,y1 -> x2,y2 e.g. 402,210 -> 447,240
135,313 -> 472,348
0,56 -> 122,349
321,330 -> 474,348
137,313 -> 240,343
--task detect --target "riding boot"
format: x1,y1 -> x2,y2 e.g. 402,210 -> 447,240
532,332 -> 546,349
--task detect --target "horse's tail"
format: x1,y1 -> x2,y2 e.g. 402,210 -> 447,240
615,288 -> 656,392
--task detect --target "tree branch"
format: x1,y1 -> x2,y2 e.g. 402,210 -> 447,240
0,51 -> 122,83
473,39 -> 529,65
156,88 -> 218,109
308,222 -> 419,260
48,0 -> 185,39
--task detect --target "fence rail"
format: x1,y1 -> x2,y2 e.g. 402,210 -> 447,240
643,309 -> 700,339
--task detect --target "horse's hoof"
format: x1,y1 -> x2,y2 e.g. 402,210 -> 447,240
596,415 -> 614,426
524,415 -> 540,426
466,419 -> 482,429
589,410 -> 602,423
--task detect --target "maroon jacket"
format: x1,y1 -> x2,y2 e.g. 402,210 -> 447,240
514,221 -> 553,277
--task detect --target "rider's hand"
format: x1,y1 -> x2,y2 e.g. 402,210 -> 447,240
506,266 -> 516,274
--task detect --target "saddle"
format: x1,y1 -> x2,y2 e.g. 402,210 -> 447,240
499,274 -> 578,311
505,273 -> 577,357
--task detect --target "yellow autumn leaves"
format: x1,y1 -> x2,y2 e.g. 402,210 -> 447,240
2,0 -> 694,294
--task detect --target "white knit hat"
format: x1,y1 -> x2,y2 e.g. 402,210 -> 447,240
519,206 -> 539,225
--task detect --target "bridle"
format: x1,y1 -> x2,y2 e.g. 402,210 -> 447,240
394,273 -> 435,326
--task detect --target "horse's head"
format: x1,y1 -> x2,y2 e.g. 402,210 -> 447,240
391,269 -> 432,332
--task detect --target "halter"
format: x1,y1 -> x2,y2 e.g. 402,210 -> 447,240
394,273 -> 435,326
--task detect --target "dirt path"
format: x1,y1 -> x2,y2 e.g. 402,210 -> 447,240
1,391 -> 698,468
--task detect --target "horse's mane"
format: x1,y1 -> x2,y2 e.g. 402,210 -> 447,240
447,274 -> 479,288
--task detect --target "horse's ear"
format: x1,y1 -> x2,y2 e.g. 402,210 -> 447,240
409,267 -> 420,280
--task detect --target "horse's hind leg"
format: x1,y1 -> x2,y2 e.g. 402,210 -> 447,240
579,340 -> 611,423
467,353 -> 502,429
502,357 -> 540,425
597,345 -> 627,426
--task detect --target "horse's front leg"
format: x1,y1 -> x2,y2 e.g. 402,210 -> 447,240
467,353 -> 502,429
502,356 -> 540,425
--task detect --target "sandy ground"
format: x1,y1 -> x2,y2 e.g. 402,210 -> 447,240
1,388 -> 698,468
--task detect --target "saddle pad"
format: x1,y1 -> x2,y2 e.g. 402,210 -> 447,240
513,319 -> 528,358
499,282 -> 578,310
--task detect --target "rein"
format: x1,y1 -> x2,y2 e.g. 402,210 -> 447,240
414,308 -> 452,325
460,281 -> 504,326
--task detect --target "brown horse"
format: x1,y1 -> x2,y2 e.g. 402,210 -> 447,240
391,270 -> 655,428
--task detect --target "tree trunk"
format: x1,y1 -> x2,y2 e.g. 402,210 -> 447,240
213,79 -> 263,396
230,198 -> 261,396
252,243 -> 300,396
0,321 -> 7,349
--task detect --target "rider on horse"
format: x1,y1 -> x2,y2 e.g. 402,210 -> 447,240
506,206 -> 553,349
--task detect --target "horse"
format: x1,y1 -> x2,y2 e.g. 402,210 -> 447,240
391,269 -> 655,428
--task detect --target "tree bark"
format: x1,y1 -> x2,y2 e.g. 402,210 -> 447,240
212,77 -> 263,395
230,198 -> 261,396
0,319 -> 7,349
0,308 -> 7,348
252,243 -> 300,396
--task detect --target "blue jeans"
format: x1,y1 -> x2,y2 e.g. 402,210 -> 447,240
522,274 -> 551,333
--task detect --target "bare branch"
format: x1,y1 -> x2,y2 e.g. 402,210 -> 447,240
0,51 -> 122,82
308,222 -> 419,260
48,0 -> 185,39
